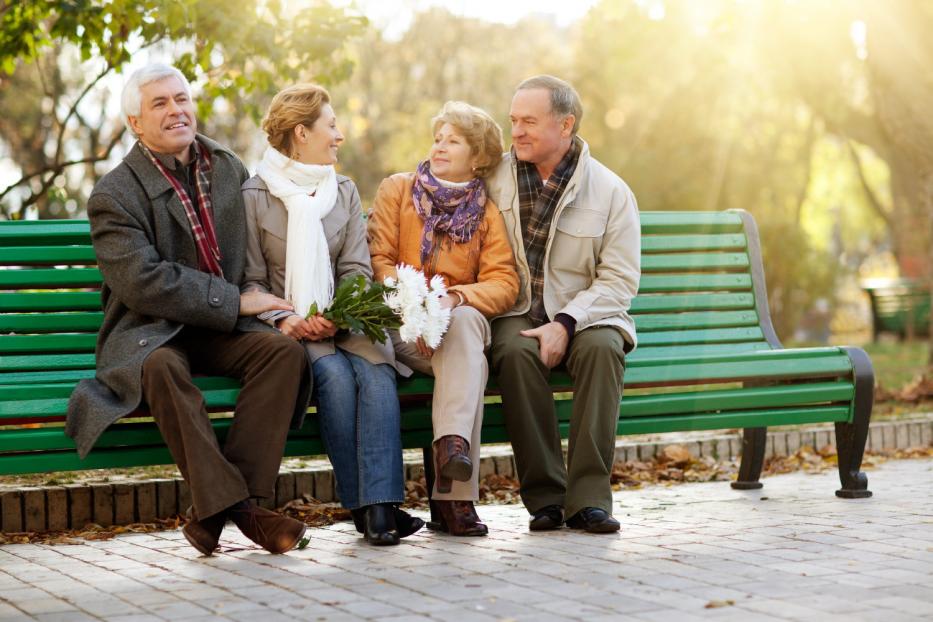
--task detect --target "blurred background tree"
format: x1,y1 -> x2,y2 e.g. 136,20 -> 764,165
1,0 -> 930,353
0,0 -> 366,220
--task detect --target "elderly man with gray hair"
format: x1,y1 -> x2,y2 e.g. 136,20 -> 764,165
66,63 -> 311,555
486,75 -> 640,533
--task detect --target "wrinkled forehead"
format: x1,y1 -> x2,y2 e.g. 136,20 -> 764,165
140,76 -> 190,102
510,88 -> 553,118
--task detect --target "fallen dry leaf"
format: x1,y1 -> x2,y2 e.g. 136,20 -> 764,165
705,599 -> 735,608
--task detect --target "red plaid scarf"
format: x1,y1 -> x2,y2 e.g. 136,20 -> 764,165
138,140 -> 224,277
516,137 -> 581,325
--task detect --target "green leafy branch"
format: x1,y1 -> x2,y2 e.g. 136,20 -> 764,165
307,275 -> 400,345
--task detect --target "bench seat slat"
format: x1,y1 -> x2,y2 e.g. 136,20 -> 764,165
612,406 -> 851,435
634,310 -> 760,331
0,220 -> 90,246
640,233 -> 747,252
0,312 -> 104,333
626,354 -> 852,386
618,381 -> 854,417
0,267 -> 103,288
0,246 -> 97,265
0,353 -> 96,372
0,291 -> 101,312
0,333 -> 98,353
639,211 -> 744,233
630,293 -> 754,313
636,327 -> 764,346
637,274 -> 752,293
0,369 -> 95,384
641,253 -> 750,272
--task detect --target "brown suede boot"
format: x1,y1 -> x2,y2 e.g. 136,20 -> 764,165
228,500 -> 307,554
182,506 -> 227,556
431,500 -> 488,537
434,435 -> 472,493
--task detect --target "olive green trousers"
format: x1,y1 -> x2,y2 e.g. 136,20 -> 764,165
490,315 -> 627,519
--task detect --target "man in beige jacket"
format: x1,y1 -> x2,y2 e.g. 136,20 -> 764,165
486,75 -> 640,533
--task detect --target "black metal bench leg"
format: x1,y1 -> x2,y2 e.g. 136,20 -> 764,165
732,427 -> 767,489
835,347 -> 873,499
422,446 -> 441,524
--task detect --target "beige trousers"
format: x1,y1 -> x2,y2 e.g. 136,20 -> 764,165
392,305 -> 491,500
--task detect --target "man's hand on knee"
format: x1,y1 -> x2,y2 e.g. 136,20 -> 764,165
520,322 -> 568,368
239,290 -> 293,316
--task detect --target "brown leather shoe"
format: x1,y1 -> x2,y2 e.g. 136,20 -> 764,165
430,500 -> 488,537
434,435 -> 472,493
182,506 -> 226,556
228,500 -> 307,554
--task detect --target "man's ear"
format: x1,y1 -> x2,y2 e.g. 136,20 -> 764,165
127,115 -> 143,137
561,114 -> 576,138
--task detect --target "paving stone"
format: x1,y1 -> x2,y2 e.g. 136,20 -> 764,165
153,478 -> 178,518
0,457 -> 929,622
275,471 -> 296,508
45,487 -> 69,532
2,489 -> 23,532
638,442 -> 659,460
63,484 -> 92,530
135,481 -> 157,523
882,422 -> 896,449
113,482 -> 135,525
478,455 -> 496,478
293,469 -> 315,499
20,488 -> 46,532
90,483 -> 114,527
728,436 -> 741,460
177,479 -> 192,512
493,454 -> 515,477
313,469 -> 335,503
896,422 -> 910,449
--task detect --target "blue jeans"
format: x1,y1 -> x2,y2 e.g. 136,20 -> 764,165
311,349 -> 403,509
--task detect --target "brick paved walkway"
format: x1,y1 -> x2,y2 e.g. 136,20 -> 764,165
1,458 -> 930,622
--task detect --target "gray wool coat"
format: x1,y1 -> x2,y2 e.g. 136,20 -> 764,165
66,135 -> 311,459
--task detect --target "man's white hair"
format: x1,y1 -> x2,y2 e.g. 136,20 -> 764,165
121,63 -> 192,135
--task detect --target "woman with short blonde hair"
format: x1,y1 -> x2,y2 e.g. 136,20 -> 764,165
368,101 -> 519,536
243,83 -> 422,546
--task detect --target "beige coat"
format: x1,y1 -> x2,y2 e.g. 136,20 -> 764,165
485,139 -> 640,347
241,174 -> 407,373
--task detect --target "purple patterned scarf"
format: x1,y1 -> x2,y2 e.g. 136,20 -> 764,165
411,159 -> 486,266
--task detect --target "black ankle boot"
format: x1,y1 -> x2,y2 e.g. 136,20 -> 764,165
363,504 -> 400,546
394,507 -> 425,538
352,506 -> 423,539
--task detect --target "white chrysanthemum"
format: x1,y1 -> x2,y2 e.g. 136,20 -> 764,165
428,274 -> 447,295
385,263 -> 452,346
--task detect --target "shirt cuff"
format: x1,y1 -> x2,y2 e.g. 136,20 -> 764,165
258,309 -> 297,328
554,313 -> 577,342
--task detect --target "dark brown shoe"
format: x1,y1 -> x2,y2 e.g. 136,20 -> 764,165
430,500 -> 488,537
182,506 -> 226,556
228,500 -> 307,554
434,435 -> 472,493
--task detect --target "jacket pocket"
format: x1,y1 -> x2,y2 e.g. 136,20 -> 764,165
555,206 -> 607,238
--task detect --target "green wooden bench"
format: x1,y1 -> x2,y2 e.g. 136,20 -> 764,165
0,210 -> 874,505
861,278 -> 930,340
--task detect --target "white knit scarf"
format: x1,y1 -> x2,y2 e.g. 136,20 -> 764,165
256,146 -> 338,317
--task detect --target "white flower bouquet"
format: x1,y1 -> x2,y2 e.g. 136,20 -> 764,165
383,264 -> 451,348
307,265 -> 451,347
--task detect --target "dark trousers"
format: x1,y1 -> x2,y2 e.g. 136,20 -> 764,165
490,315 -> 626,518
141,328 -> 307,518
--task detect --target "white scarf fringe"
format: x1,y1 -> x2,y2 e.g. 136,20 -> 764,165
256,146 -> 338,318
